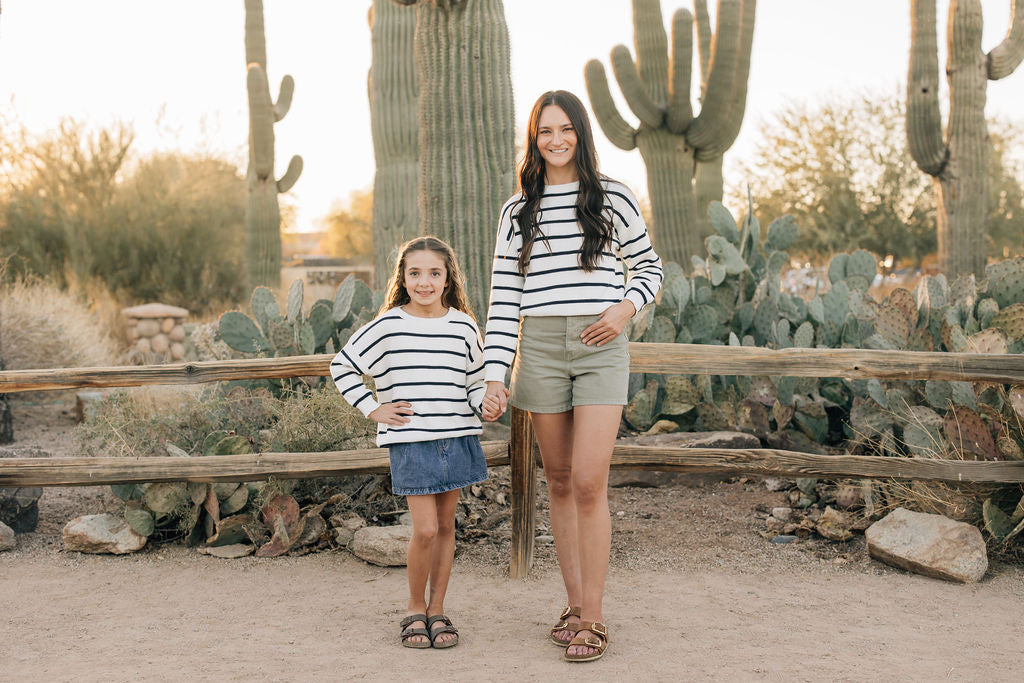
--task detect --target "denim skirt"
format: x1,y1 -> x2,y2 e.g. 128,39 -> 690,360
388,435 -> 488,496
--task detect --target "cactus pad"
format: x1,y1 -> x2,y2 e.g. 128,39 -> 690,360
219,311 -> 270,354
942,406 -> 997,460
966,328 -> 1009,354
991,303 -> 1024,340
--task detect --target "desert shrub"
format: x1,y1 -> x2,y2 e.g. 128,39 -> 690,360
0,275 -> 120,371
1,118 -> 248,314
265,386 -> 377,453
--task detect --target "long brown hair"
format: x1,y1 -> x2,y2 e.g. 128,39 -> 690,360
380,236 -> 474,319
515,90 -> 613,275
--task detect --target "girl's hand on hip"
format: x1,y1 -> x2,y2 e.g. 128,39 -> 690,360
368,401 -> 413,426
484,381 -> 509,419
581,300 -> 636,346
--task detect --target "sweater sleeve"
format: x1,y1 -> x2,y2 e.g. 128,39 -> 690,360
329,322 -> 382,418
611,183 -> 663,314
465,321 -> 487,413
482,197 -> 525,383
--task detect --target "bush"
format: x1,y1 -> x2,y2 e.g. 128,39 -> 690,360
0,275 -> 120,371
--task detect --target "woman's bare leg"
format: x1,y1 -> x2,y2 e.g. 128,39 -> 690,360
404,494 -> 439,646
426,488 -> 461,645
565,404 -> 620,658
530,410 -> 581,642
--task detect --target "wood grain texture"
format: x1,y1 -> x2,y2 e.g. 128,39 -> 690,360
509,407 -> 537,579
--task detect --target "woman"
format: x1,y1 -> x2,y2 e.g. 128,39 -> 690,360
482,90 -> 663,662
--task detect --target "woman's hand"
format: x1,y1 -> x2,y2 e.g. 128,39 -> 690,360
483,381 -> 509,420
367,401 -> 413,426
581,300 -> 636,346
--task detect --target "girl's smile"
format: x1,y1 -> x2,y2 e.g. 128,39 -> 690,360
402,249 -> 448,317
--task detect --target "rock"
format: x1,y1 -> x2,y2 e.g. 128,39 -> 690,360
136,337 -> 152,354
770,534 -> 798,544
865,508 -> 988,583
169,325 -> 186,342
199,543 -> 254,559
771,507 -> 793,522
0,448 -> 46,533
151,333 -> 170,354
0,521 -> 15,551
135,319 -> 161,338
63,514 -> 147,554
350,525 -> 412,567
122,303 -> 189,319
75,391 -> 106,424
535,534 -> 554,545
763,478 -> 792,492
398,512 -> 413,526
170,342 -> 186,360
815,506 -> 854,542
332,527 -> 355,547
160,317 -> 176,334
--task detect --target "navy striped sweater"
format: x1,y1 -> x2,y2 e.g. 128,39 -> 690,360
330,307 -> 486,446
482,179 -> 663,382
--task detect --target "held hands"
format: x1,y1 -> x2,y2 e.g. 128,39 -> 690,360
368,401 -> 413,426
482,381 -> 509,421
581,300 -> 636,346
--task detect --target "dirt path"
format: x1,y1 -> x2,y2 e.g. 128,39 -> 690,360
3,400 -> 1024,680
2,549 -> 1023,681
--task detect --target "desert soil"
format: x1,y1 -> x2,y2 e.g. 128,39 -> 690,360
2,399 -> 1023,681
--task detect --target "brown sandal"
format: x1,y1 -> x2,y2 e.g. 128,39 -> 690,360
400,613 -> 430,649
564,621 -> 609,662
550,605 -> 581,647
427,614 -> 459,649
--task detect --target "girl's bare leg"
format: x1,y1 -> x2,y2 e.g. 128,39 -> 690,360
404,494 -> 439,646
565,404 -> 620,658
530,410 -> 581,642
426,488 -> 461,645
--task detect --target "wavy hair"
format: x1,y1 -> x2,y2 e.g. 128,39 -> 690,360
380,236 -> 474,319
515,90 -> 613,275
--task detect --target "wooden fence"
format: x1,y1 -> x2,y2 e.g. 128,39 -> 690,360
2,344 -> 1024,577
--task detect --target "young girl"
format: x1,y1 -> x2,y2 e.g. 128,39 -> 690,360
482,90 -> 663,662
330,236 -> 501,649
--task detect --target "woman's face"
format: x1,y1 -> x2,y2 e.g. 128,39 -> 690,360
535,104 -> 578,180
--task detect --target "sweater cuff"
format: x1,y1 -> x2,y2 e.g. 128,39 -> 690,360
624,291 -> 647,318
484,366 -> 509,384
357,398 -> 382,419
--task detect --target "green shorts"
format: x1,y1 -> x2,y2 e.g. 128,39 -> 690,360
509,314 -> 629,414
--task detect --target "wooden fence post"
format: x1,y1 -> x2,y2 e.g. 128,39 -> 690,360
509,406 -> 537,578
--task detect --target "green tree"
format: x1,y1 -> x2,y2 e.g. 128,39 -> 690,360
321,189 -> 374,261
730,92 -> 1024,265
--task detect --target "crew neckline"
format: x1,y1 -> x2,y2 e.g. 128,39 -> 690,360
544,180 -> 580,192
396,305 -> 453,320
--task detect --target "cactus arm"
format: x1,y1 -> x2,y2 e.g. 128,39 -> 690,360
694,0 -> 712,93
667,8 -> 694,134
907,0 -> 948,176
686,0 -> 743,149
244,0 -> 268,69
277,155 -> 303,193
274,75 -> 294,121
611,45 -> 665,128
247,64 -> 274,179
695,0 -> 755,160
987,0 -> 1024,79
633,0 -> 670,108
584,60 -> 638,151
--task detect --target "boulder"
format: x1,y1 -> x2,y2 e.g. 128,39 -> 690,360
122,303 -> 189,319
865,507 -> 987,583
63,514 -> 147,555
0,521 -> 15,551
350,525 -> 412,567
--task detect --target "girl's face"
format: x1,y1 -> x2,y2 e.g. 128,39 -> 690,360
402,248 -> 448,316
536,104 -> 578,182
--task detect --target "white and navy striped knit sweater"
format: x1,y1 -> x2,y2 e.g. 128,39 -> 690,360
482,179 -> 663,383
330,307 -> 486,446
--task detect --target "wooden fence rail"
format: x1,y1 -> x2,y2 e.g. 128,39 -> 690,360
4,344 -> 1024,393
2,344 -> 1024,578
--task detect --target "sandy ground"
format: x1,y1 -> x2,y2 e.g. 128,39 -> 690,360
3,399 -> 1024,681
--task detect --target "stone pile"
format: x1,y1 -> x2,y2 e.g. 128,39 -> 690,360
123,303 -> 189,362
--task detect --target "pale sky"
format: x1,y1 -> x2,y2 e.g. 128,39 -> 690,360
2,1 -> 1022,231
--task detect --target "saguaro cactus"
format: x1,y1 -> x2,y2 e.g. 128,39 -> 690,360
244,0 -> 303,290
907,0 -> 1024,277
585,0 -> 755,268
392,0 -> 516,318
369,0 -> 420,289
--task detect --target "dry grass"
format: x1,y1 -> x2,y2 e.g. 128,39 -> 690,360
1,274 -> 122,372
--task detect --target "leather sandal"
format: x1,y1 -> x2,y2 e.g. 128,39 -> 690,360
564,620 -> 609,662
427,614 -> 459,649
399,613 -> 430,649
550,605 -> 581,647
